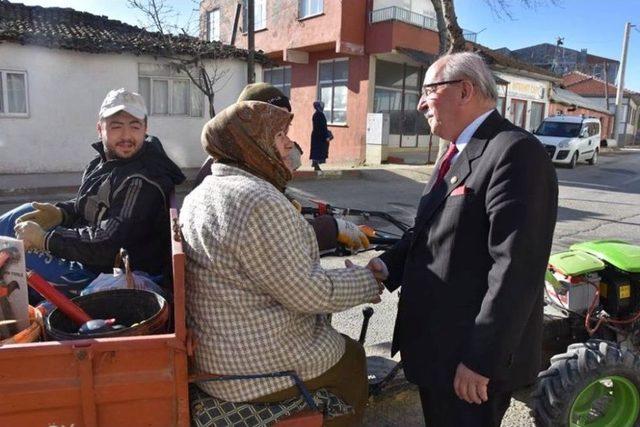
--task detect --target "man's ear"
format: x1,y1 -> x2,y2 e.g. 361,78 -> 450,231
460,80 -> 475,105
96,120 -> 102,137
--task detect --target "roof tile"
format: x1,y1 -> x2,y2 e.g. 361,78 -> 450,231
0,1 -> 269,63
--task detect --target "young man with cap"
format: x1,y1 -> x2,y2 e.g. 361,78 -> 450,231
0,88 -> 185,300
193,82 -> 369,254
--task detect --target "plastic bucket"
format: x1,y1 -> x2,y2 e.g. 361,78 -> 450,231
1,306 -> 43,345
45,289 -> 169,340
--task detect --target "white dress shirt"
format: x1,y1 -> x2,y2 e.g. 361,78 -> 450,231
451,109 -> 494,164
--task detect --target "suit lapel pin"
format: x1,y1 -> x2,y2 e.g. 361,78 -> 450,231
450,176 -> 458,184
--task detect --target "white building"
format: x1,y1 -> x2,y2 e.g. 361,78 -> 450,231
0,2 -> 262,173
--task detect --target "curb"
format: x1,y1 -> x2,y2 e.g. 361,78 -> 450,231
0,169 -> 365,201
292,169 -> 362,181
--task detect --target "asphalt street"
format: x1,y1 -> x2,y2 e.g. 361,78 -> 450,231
289,148 -> 640,426
1,148 -> 639,426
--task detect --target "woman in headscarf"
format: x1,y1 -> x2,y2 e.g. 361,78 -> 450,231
180,101 -> 381,426
310,100 -> 331,171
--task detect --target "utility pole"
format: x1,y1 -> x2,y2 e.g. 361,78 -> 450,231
613,22 -> 634,146
247,0 -> 255,84
603,62 -> 612,138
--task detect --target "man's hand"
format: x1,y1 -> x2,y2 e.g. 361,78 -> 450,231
366,257 -> 389,282
336,218 -> 369,252
16,202 -> 63,230
345,259 -> 384,303
453,363 -> 490,404
14,221 -> 46,251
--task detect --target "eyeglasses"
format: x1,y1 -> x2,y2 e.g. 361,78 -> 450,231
421,79 -> 464,97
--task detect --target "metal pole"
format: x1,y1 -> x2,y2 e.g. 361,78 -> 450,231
613,22 -> 632,146
247,0 -> 255,84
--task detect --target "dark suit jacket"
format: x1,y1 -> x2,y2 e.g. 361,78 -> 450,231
380,110 -> 558,392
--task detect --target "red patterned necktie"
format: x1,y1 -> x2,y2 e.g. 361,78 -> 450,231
435,142 -> 458,185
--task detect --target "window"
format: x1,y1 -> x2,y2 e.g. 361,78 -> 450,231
510,99 -> 527,128
529,101 -> 545,132
0,70 -> 28,117
373,59 -> 426,141
299,0 -> 323,19
208,9 -> 220,42
242,0 -> 267,31
536,121 -> 582,138
318,59 -> 348,124
263,66 -> 291,97
138,63 -> 203,117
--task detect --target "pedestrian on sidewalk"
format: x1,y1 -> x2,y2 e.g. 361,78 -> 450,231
0,88 -> 185,302
310,100 -> 332,171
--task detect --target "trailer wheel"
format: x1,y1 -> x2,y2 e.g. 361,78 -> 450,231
531,340 -> 640,427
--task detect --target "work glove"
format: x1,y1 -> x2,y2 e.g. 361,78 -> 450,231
14,221 -> 46,251
335,218 -> 370,252
16,202 -> 63,230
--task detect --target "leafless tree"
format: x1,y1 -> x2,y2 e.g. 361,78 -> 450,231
128,0 -> 231,118
430,0 -> 560,54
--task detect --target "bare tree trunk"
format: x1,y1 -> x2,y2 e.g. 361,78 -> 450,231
430,0 -> 448,55
441,0 -> 466,53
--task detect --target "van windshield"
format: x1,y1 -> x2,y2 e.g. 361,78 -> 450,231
535,121 -> 582,138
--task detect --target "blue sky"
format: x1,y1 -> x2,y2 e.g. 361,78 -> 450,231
13,0 -> 640,91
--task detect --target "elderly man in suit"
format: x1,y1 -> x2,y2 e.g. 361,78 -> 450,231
367,52 -> 558,426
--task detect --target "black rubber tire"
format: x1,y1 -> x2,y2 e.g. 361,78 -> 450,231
588,149 -> 598,165
568,151 -> 579,169
530,340 -> 640,427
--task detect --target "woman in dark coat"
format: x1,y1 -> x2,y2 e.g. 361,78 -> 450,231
310,100 -> 331,171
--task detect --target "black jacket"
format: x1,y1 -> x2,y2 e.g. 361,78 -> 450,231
310,110 -> 330,161
45,136 -> 185,276
380,111 -> 558,392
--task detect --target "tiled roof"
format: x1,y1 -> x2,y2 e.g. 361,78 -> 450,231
550,87 -> 612,115
0,1 -> 269,62
562,71 -> 640,102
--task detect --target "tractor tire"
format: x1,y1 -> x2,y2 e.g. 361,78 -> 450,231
531,340 -> 640,427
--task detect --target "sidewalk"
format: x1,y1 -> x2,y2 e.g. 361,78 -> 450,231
0,162 -> 434,202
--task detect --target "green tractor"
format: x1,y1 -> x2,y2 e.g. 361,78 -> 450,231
532,240 -> 640,427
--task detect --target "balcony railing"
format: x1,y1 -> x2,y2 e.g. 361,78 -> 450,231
370,6 -> 477,43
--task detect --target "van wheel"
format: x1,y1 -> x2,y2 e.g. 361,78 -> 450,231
588,149 -> 598,165
530,340 -> 640,427
568,152 -> 578,169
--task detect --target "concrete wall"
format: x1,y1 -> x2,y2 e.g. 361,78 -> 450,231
0,43 -> 249,173
366,19 -> 440,56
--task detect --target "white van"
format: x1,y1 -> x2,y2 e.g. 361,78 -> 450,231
534,115 -> 601,168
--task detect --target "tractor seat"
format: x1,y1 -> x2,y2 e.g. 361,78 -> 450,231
189,384 -> 352,427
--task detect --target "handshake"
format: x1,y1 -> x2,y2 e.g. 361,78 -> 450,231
345,257 -> 388,304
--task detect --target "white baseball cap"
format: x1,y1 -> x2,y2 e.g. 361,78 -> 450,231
99,88 -> 148,120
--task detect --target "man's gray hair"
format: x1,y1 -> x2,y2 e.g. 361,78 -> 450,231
440,52 -> 498,102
